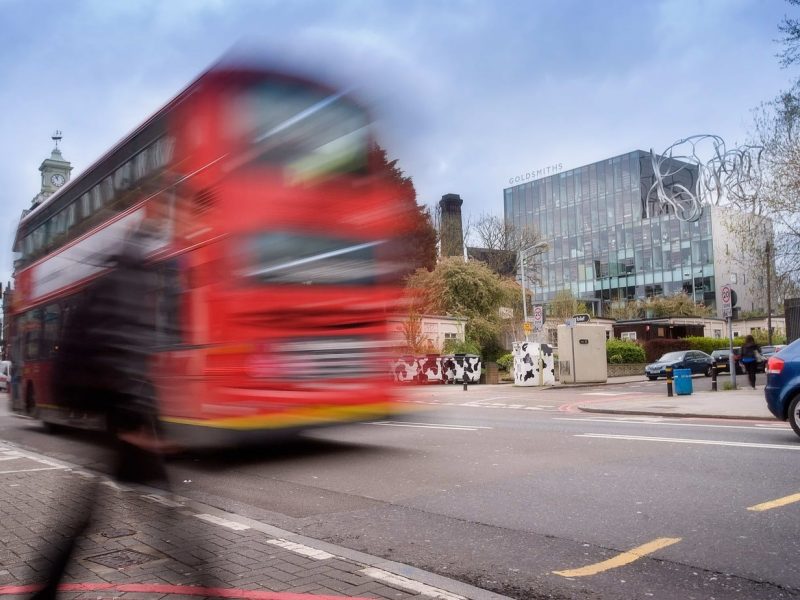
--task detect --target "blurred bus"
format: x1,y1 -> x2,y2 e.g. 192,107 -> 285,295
10,64 -> 413,446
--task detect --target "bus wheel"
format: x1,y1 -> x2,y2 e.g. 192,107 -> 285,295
25,383 -> 36,417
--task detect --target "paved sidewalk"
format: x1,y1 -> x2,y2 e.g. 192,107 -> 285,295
0,441 -> 509,600
576,387 -> 776,421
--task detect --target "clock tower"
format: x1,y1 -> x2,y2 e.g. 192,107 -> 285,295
32,131 -> 73,207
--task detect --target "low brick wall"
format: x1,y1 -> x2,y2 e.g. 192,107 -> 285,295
607,362 -> 647,377
501,362 -> 646,382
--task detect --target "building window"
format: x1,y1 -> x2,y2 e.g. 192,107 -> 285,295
444,332 -> 457,341
621,331 -> 637,341
713,329 -> 721,338
731,273 -> 738,284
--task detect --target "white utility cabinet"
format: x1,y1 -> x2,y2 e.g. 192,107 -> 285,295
556,324 -> 608,383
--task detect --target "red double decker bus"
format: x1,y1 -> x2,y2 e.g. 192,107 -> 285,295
10,63 -> 413,446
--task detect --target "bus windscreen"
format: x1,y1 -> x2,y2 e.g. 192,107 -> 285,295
226,81 -> 369,181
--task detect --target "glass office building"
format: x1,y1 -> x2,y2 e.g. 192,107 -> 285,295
504,150 -> 716,315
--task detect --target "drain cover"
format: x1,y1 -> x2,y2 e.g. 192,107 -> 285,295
87,549 -> 156,568
101,527 -> 136,539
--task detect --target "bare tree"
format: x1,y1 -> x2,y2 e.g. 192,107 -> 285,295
468,213 -> 545,281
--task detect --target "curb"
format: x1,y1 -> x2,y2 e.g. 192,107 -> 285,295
542,379 -> 647,390
0,440 -> 512,600
576,405 -> 775,421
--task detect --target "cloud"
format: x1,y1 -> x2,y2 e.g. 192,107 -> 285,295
0,0 -> 792,286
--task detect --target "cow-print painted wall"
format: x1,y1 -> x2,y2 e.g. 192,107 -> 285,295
390,355 -> 482,384
512,342 -> 555,387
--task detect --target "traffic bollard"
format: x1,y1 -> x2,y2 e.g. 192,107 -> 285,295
666,366 -> 673,397
462,374 -> 468,391
711,364 -> 717,392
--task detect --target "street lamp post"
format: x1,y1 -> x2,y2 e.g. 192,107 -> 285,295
519,251 -> 529,341
518,241 -> 549,342
766,240 -> 772,345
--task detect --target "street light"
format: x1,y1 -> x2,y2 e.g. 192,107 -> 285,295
519,241 -> 549,341
766,240 -> 772,345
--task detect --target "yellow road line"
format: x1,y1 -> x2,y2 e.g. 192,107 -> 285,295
553,537 -> 682,578
747,492 -> 800,512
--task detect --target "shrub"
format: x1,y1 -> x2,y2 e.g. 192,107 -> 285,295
644,338 -> 690,363
609,354 -> 624,364
606,339 -> 646,364
442,339 -> 481,356
684,336 -> 730,354
496,353 -> 514,372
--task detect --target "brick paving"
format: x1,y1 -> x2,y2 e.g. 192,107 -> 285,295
0,443 -> 501,600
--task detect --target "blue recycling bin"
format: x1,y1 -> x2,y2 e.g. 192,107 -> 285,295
673,368 -> 693,395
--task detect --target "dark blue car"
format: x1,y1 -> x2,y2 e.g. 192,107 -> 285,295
764,339 -> 800,438
645,350 -> 714,380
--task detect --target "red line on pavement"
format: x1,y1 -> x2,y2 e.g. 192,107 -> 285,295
0,583 -> 370,600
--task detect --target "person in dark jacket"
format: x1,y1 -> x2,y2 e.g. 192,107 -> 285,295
740,334 -> 762,390
33,227 -> 172,600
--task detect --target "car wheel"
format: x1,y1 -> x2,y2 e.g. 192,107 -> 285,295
788,395 -> 800,439
648,376 -> 657,381
704,365 -> 712,377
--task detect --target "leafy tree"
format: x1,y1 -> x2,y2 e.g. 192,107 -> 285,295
406,257 -> 519,359
369,144 -> 438,272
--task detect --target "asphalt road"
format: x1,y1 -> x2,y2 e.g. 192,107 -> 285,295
1,383 -> 798,600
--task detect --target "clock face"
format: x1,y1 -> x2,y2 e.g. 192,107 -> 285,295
50,173 -> 66,187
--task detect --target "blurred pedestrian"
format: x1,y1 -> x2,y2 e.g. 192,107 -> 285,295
32,227 -> 170,600
740,334 -> 762,390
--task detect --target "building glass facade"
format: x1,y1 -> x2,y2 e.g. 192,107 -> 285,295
504,150 -> 716,315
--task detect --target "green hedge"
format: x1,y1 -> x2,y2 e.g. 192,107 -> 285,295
496,353 -> 514,372
606,339 -> 646,364
683,336 -> 755,353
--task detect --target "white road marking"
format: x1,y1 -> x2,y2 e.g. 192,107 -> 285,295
359,567 -> 466,600
101,480 -> 132,492
267,539 -> 334,559
142,493 -> 184,508
194,513 -> 250,530
0,454 -> 24,461
555,417 -> 786,431
581,392 -> 631,397
0,466 -> 68,474
366,421 -> 492,431
576,433 -> 800,450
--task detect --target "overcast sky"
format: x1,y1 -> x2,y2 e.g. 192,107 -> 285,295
0,0 -> 794,284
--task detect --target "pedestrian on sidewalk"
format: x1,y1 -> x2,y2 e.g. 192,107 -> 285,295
740,334 -> 762,390
32,224 -> 181,600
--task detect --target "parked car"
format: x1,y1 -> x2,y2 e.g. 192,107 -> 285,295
710,348 -> 744,374
764,339 -> 800,438
761,345 -> 786,359
0,361 -> 10,392
645,350 -> 715,380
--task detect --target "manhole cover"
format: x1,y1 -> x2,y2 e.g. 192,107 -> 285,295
87,549 -> 156,568
101,527 -> 136,539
